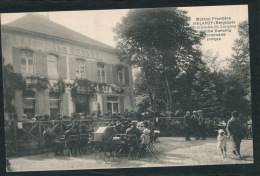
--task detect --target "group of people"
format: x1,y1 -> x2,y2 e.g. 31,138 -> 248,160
217,110 -> 247,159
183,110 -> 206,141
106,119 -> 158,153
42,119 -> 159,156
183,109 -> 248,159
43,124 -> 91,155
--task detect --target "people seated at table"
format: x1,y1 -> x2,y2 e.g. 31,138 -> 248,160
43,125 -> 64,155
64,124 -> 79,140
114,121 -> 125,134
79,126 -> 89,153
126,122 -> 141,140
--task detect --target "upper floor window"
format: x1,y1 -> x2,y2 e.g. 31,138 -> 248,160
97,62 -> 106,83
117,66 -> 125,85
76,58 -> 85,79
47,54 -> 59,79
21,49 -> 34,75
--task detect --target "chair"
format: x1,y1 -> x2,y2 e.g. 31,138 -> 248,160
146,141 -> 159,160
67,135 -> 79,157
125,134 -> 141,160
79,134 -> 89,154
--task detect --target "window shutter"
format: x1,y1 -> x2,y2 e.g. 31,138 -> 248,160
106,64 -> 113,84
69,57 -> 76,80
59,55 -> 67,79
61,92 -> 69,117
84,59 -> 88,79
102,94 -> 107,115
112,64 -> 118,85
87,60 -> 98,82
36,51 -> 47,77
119,95 -> 124,113
124,66 -> 130,86
12,47 -> 21,73
14,90 -> 24,117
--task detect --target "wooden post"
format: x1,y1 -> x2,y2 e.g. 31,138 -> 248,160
60,121 -> 63,137
14,122 -> 17,152
39,122 -> 42,144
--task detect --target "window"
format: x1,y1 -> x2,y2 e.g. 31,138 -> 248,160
97,62 -> 106,83
49,93 -> 60,119
23,91 -> 35,118
47,54 -> 59,79
21,49 -> 34,75
107,96 -> 119,113
76,58 -> 86,78
117,66 -> 125,85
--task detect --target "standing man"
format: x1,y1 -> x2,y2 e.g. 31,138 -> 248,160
183,111 -> 191,141
191,111 -> 199,139
226,110 -> 244,158
198,110 -> 206,140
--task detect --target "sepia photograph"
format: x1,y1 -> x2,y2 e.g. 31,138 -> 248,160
1,4 -> 253,172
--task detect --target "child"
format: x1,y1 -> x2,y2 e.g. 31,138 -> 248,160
140,129 -> 151,154
217,129 -> 228,158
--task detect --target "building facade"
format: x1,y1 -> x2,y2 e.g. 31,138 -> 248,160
2,13 -> 134,119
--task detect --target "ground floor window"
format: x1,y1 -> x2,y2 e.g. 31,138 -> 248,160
23,91 -> 35,119
107,96 -> 119,114
75,94 -> 90,114
49,93 -> 60,119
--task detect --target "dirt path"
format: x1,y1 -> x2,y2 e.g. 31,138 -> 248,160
8,137 -> 253,172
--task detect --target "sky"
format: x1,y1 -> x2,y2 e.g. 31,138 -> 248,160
1,5 -> 248,69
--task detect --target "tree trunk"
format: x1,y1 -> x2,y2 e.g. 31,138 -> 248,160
143,68 -> 154,111
165,76 -> 172,110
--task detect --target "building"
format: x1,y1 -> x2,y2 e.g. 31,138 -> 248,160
1,13 -> 134,119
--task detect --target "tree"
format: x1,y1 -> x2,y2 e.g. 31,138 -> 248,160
229,20 -> 250,95
225,20 -> 251,116
114,8 -> 204,111
190,65 -> 222,118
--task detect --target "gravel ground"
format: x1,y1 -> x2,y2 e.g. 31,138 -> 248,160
8,137 -> 253,172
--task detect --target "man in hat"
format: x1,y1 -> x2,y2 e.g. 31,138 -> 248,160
114,121 -> 124,134
183,111 -> 191,141
126,122 -> 141,140
227,110 -> 244,158
198,110 -> 206,140
43,125 -> 55,154
190,111 -> 199,139
64,124 -> 79,140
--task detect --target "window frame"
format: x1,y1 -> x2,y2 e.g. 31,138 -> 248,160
75,58 -> 86,79
117,66 -> 125,85
97,62 -> 106,83
49,92 -> 60,117
23,91 -> 36,118
107,96 -> 119,113
47,54 -> 59,79
21,49 -> 35,76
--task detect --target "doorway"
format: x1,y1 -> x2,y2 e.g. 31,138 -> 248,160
75,94 -> 90,114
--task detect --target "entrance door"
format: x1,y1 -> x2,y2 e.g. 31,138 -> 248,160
75,94 -> 90,114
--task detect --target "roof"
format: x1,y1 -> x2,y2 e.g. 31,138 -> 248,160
3,14 -> 115,51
